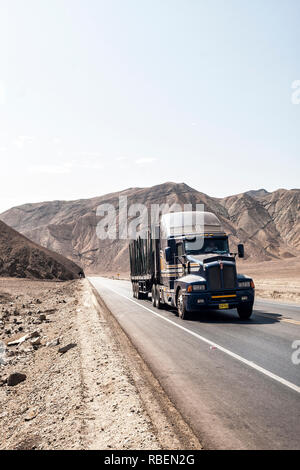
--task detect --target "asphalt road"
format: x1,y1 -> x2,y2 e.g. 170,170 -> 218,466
89,277 -> 300,450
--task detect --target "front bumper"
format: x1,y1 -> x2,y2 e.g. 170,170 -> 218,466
184,289 -> 254,312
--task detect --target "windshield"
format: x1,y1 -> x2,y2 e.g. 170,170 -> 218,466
184,237 -> 229,255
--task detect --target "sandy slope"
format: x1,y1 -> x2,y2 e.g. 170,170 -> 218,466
0,220 -> 83,280
240,257 -> 300,303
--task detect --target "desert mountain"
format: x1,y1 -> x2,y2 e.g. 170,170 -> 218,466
1,182 -> 299,274
0,220 -> 83,280
245,189 -> 270,198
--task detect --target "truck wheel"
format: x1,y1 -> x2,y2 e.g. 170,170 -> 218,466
136,286 -> 142,300
237,305 -> 253,320
177,289 -> 188,320
152,285 -> 156,306
155,285 -> 162,309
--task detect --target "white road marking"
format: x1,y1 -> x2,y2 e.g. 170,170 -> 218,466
92,279 -> 300,395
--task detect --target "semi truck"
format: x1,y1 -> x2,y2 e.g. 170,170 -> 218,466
129,211 -> 255,320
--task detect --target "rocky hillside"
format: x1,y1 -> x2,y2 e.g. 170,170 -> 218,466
0,183 -> 299,274
0,220 -> 83,280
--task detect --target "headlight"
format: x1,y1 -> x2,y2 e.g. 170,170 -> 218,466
238,281 -> 251,288
192,284 -> 206,291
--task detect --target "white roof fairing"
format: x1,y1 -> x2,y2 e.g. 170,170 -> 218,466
160,211 -> 223,237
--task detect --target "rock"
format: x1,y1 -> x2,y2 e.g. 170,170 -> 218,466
29,331 -> 40,339
46,338 -> 60,347
7,372 -> 27,386
58,343 -> 77,354
30,337 -> 41,346
24,409 -> 38,421
44,309 -> 56,315
39,314 -> 46,321
7,334 -> 29,346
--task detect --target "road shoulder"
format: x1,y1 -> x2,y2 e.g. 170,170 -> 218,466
90,281 -> 202,450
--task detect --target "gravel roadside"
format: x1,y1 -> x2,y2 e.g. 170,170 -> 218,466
0,278 -> 160,449
0,278 -> 201,450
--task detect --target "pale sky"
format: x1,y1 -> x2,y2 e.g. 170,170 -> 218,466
0,0 -> 300,213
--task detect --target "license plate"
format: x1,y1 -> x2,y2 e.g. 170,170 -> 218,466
219,303 -> 229,309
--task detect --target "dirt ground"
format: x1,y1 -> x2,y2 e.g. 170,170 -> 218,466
239,257 -> 300,304
0,278 -> 200,450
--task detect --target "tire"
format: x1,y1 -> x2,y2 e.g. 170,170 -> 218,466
152,285 -> 156,306
237,304 -> 253,320
136,285 -> 142,300
155,285 -> 162,309
139,291 -> 147,300
177,289 -> 189,320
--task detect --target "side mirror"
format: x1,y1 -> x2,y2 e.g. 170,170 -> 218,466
177,242 -> 185,257
238,244 -> 244,258
186,261 -> 191,274
168,238 -> 176,252
165,247 -> 171,263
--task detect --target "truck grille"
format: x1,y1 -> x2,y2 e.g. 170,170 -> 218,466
223,265 -> 236,289
208,265 -> 222,290
207,263 -> 236,290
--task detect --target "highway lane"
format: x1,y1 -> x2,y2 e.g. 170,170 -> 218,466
89,277 -> 300,450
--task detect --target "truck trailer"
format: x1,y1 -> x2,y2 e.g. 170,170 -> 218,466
129,211 -> 255,320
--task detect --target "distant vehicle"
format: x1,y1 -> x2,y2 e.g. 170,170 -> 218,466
129,211 -> 255,320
